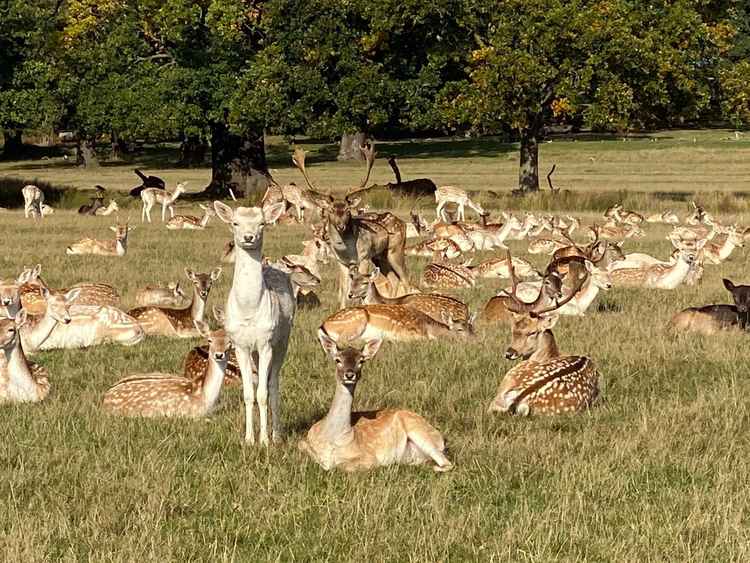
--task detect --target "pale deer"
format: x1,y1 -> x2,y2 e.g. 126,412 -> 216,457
280,181 -> 328,223
66,221 -> 134,257
293,146 -> 409,306
0,311 -> 50,403
472,255 -> 537,279
405,238 -> 462,262
22,185 -> 44,220
670,279 -> 750,335
488,311 -> 600,416
587,222 -> 643,241
166,204 -> 215,230
19,264 -> 120,315
645,210 -> 679,224
19,287 -> 80,353
348,268 -> 472,326
527,237 -> 570,255
134,282 -> 189,308
610,239 -> 704,289
128,268 -> 221,338
0,267 -> 35,318
102,320 -> 231,417
299,331 -> 453,472
320,302 -> 474,344
41,204 -> 54,216
435,186 -> 484,222
140,182 -> 187,223
213,200 -> 295,446
702,226 -> 744,264
95,200 -> 119,216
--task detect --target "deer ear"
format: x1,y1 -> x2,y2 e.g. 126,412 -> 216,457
193,320 -> 210,338
361,338 -> 383,361
723,279 -> 736,291
317,328 -> 339,358
185,268 -> 196,281
109,226 -> 118,233
64,288 -> 81,303
585,260 -> 595,273
14,308 -> 28,329
210,267 -> 222,281
539,314 -> 559,331
263,202 -> 286,224
213,201 -> 234,223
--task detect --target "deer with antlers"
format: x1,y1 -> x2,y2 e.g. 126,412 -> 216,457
293,146 -> 409,307
299,331 -> 452,472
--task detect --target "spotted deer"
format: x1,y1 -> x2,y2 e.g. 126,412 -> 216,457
405,238 -> 462,262
488,306 -> 600,416
22,185 -> 44,220
702,226 -> 744,264
645,210 -> 679,224
348,268 -> 473,326
19,287 -> 80,353
320,301 -> 474,344
102,320 -> 231,417
0,267 -> 36,318
134,282 -> 189,308
298,331 -> 453,472
0,311 -> 50,403
610,239 -> 704,289
140,182 -> 187,223
19,264 -> 120,315
421,261 -> 477,289
183,307 -> 241,386
166,204 -> 214,230
66,221 -> 134,257
670,279 -> 750,335
435,186 -> 484,222
473,255 -> 538,279
128,268 -> 221,338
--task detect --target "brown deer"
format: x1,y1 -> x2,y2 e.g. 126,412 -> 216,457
359,144 -> 437,197
670,279 -> 750,335
102,320 -> 232,417
293,146 -> 408,306
128,268 -> 221,337
134,282 -> 189,308
488,298 -> 600,416
298,330 -> 452,472
19,264 -> 120,315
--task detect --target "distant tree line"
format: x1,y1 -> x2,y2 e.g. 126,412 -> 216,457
1,0 -> 748,195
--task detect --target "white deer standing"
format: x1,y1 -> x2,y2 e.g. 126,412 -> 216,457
213,200 -> 295,445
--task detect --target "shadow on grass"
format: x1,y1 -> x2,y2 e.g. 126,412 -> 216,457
0,177 -> 121,209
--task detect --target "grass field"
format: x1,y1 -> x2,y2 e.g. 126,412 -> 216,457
1,133 -> 750,561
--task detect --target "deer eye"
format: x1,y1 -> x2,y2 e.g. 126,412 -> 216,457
232,222 -> 239,227
335,358 -> 342,365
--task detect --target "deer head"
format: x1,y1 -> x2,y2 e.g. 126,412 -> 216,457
214,201 -> 285,253
185,268 -> 222,301
505,313 -> 560,360
723,279 -> 750,314
318,328 -> 383,394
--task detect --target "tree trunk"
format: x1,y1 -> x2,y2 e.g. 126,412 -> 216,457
78,139 -> 100,168
518,117 -> 542,193
203,119 -> 268,200
337,131 -> 368,161
2,129 -> 24,159
110,130 -> 124,161
179,134 -> 208,167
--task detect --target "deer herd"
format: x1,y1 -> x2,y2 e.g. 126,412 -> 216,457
6,152 -> 750,473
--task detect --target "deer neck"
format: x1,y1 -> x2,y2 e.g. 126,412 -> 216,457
658,256 -> 692,287
573,276 -> 598,311
199,354 -> 227,410
230,245 -> 266,310
116,234 -> 128,256
3,338 -> 36,396
327,221 -> 358,263
22,308 -> 60,351
189,286 -> 206,323
365,281 -> 388,305
718,237 -> 737,260
496,220 -> 516,242
320,383 -> 355,442
529,331 -> 559,362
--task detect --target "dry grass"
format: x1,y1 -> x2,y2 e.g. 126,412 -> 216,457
1,135 -> 750,561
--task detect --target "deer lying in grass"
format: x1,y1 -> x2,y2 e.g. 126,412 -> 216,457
22,184 -> 44,220
19,264 -> 120,314
348,268 -> 473,326
670,279 -> 750,335
702,226 -> 744,264
298,331 -> 453,472
405,238 -> 463,262
166,204 -> 215,230
19,287 -> 79,353
421,261 -> 477,289
488,301 -> 600,416
645,210 -> 679,224
134,282 -> 189,308
610,239 -> 704,289
0,311 -> 50,403
102,320 -> 231,417
95,200 -> 119,216
140,182 -> 187,223
66,221 -> 134,257
0,267 -> 36,317
128,268 -> 221,338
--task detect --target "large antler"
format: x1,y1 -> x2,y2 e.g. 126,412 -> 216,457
292,147 -> 316,191
500,250 -> 546,314
343,142 -> 378,204
531,268 -> 587,317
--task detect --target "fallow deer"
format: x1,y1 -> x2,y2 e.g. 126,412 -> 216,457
362,146 -> 437,197
128,268 -> 221,338
183,307 -> 241,386
610,239 -> 704,289
320,302 -> 474,344
348,268 -> 472,326
213,200 -> 295,446
645,210 -> 679,224
670,279 -> 750,335
299,331 -> 453,472
0,267 -> 35,318
78,197 -> 104,215
527,237 -> 570,255
95,200 -> 119,216
22,185 -> 44,220
472,255 -> 538,280
405,238 -> 463,262
19,287 -> 80,353
19,264 -> 120,315
134,282 -> 189,308
166,204 -> 214,230
488,310 -> 600,416
0,311 -> 50,403
66,221 -> 134,257
421,261 -> 477,289
140,182 -> 187,223
102,320 -> 231,417
435,186 -> 484,223
702,226 -> 744,264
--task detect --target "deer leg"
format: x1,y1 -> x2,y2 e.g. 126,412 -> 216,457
337,263 -> 350,308
256,344 -> 273,447
269,340 -> 289,443
403,423 -> 453,472
235,347 -> 257,445
161,202 -> 168,222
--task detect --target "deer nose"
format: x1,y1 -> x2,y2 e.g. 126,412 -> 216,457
214,352 -> 226,361
505,348 -> 519,360
244,234 -> 256,244
1,298 -> 10,305
343,371 -> 357,383
63,317 -> 71,324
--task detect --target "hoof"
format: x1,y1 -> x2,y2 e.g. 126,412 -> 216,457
434,463 -> 454,473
